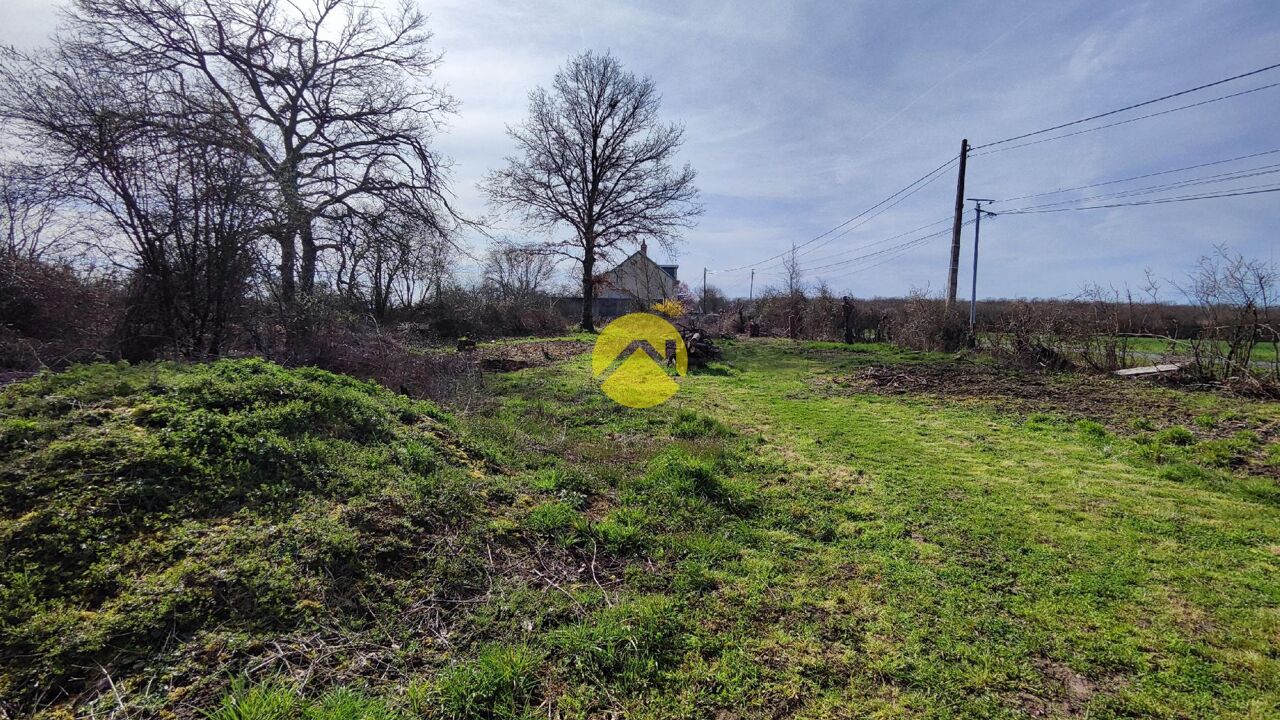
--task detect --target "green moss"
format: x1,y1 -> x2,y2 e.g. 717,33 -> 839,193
0,359 -> 478,713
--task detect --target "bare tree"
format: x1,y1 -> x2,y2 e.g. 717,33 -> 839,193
1177,246 -> 1277,384
58,0 -> 458,304
780,242 -> 805,338
782,242 -> 804,298
0,163 -> 75,260
482,50 -> 701,331
483,242 -> 557,304
0,46 -> 265,355
326,203 -> 449,318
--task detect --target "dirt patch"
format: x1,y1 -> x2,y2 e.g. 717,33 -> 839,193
473,340 -> 591,372
1011,658 -> 1110,718
825,363 -> 1266,439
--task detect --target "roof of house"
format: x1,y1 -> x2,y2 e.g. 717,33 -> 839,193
595,249 -> 679,300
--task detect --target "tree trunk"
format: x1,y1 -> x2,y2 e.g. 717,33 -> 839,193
278,233 -> 297,303
299,219 -> 317,295
580,246 -> 596,332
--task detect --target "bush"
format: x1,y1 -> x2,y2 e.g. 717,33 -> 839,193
0,254 -> 118,369
651,298 -> 685,318
892,291 -> 969,352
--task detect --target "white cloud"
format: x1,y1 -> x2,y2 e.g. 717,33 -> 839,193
2,0 -> 1278,298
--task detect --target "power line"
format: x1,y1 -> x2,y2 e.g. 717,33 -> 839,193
742,174 -> 954,275
801,219 -> 976,275
752,210 -> 968,281
735,164 -> 957,276
991,148 -> 1280,202
999,163 -> 1280,212
971,60 -> 1280,150
999,184 -> 1280,214
783,215 -> 957,269
710,154 -> 959,274
788,170 -> 956,263
972,81 -> 1280,156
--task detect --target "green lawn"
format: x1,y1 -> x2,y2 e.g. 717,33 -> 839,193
1120,336 -> 1279,364
2,341 -> 1278,718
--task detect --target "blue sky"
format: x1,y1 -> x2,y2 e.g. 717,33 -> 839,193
3,0 -> 1277,300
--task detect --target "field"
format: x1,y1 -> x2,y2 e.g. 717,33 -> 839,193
2,340 -> 1278,719
1119,336 -> 1279,365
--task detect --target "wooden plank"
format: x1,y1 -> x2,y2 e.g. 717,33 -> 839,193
1114,363 -> 1183,377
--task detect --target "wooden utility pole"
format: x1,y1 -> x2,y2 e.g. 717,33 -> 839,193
749,269 -> 755,303
946,138 -> 970,309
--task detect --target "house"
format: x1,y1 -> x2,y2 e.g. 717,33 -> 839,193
558,241 -> 680,320
596,240 -> 679,307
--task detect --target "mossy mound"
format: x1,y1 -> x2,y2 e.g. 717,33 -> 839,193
0,359 -> 487,715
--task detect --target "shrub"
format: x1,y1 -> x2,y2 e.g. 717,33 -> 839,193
0,254 -> 118,369
651,298 -> 685,318
892,291 -> 968,352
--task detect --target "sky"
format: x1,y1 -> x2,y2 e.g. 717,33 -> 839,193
2,0 -> 1278,300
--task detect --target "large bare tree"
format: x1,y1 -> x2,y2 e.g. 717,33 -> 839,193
60,0 -> 458,303
482,51 -> 700,331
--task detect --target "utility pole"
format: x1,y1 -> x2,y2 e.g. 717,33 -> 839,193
965,198 -> 996,336
749,269 -> 755,303
946,138 -> 970,309
701,267 -> 707,314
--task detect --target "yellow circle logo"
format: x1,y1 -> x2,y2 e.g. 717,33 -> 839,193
592,313 -> 688,408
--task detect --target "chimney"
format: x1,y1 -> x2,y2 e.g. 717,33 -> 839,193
640,239 -> 648,256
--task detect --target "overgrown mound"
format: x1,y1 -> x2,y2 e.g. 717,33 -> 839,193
0,360 -> 487,716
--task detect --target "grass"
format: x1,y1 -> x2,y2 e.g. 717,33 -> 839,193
1121,335 -> 1279,364
2,341 -> 1277,718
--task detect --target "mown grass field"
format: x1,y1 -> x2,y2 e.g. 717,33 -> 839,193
1120,336 -> 1279,364
1,340 -> 1277,719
